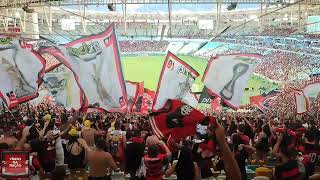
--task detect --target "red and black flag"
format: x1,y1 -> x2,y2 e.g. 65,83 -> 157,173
150,99 -> 215,140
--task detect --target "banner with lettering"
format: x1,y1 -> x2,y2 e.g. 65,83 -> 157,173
1,151 -> 29,178
198,86 -> 215,104
202,54 -> 261,109
153,52 -> 199,111
38,24 -> 128,112
0,36 -> 45,108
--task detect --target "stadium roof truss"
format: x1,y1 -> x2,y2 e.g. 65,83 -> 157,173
0,0 -> 319,8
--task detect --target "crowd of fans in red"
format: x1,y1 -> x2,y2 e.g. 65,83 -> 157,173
0,96 -> 319,180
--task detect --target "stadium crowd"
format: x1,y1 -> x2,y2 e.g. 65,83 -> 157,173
0,95 -> 319,180
119,41 -> 169,53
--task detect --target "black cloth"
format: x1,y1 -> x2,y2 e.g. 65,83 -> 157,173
88,175 -> 111,180
235,150 -> 248,180
274,159 -> 307,180
66,142 -> 85,169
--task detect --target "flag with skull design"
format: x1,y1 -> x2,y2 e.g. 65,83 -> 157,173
202,54 -> 262,109
152,51 -> 199,111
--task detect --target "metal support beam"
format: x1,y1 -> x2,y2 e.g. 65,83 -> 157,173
167,0 -> 172,38
44,6 -> 52,33
122,0 -> 127,35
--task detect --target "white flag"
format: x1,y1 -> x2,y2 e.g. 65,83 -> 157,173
0,37 -> 45,108
202,54 -> 262,109
125,81 -> 139,111
153,52 -> 199,111
294,91 -> 308,114
39,24 -> 128,112
294,81 -> 320,114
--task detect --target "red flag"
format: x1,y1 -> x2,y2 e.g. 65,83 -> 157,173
211,97 -> 222,114
141,88 -> 155,114
150,99 -> 211,140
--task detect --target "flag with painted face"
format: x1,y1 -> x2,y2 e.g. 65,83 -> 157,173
38,24 -> 128,112
153,52 -> 199,111
0,37 -> 45,108
202,54 -> 262,109
294,81 -> 320,114
42,64 -> 82,111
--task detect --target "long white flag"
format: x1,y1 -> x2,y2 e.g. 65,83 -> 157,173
0,37 -> 45,108
202,54 -> 262,109
153,52 -> 199,111
39,24 -> 128,112
294,81 -> 320,114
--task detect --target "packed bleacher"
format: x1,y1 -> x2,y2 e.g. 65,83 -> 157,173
1,97 -> 320,180
119,40 -> 170,52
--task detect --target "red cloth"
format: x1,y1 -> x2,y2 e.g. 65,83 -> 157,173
144,154 -> 167,180
150,100 -> 207,140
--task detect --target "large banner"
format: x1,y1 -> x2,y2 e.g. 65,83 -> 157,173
153,52 -> 199,111
1,151 -> 29,178
202,54 -> 261,109
38,24 -> 128,112
294,81 -> 320,114
0,37 -> 45,108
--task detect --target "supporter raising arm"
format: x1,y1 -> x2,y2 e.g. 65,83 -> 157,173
209,120 -> 241,180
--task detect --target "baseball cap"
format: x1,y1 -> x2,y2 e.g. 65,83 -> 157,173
84,120 -> 91,129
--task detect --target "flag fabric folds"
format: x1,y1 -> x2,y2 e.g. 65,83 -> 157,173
125,81 -> 139,112
294,81 -> 320,114
150,100 -> 209,140
202,54 -> 262,109
141,88 -> 155,114
38,24 -> 128,112
0,37 -> 45,108
249,90 -> 280,113
153,52 -> 199,111
198,86 -> 215,104
42,65 -> 82,111
294,91 -> 308,114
